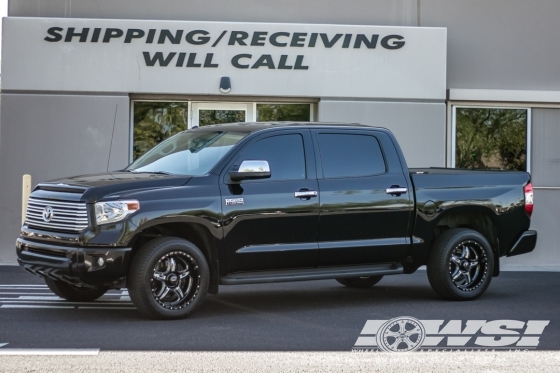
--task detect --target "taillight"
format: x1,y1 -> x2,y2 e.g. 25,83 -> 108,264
524,183 -> 534,217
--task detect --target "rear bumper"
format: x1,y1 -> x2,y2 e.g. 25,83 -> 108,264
16,238 -> 131,287
506,230 -> 537,257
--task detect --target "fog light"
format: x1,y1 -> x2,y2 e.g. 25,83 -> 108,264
97,257 -> 105,267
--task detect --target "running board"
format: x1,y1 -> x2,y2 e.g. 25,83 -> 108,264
220,263 -> 403,285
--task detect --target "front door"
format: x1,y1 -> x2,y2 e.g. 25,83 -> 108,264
312,129 -> 413,267
220,129 -> 319,273
191,103 -> 253,127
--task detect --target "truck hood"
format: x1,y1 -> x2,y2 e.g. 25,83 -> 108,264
34,172 -> 192,203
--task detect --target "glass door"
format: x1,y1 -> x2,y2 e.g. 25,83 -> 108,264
191,103 -> 254,128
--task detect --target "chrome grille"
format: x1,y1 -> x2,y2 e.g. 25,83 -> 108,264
25,197 -> 88,233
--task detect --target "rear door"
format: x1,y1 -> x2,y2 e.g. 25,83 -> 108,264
312,129 -> 413,266
220,129 -> 319,273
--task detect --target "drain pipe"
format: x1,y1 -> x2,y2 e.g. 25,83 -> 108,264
22,174 -> 32,225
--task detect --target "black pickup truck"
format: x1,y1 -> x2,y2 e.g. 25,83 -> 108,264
16,122 -> 537,319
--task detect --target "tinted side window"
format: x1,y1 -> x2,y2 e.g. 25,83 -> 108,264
238,134 -> 306,181
317,133 -> 386,178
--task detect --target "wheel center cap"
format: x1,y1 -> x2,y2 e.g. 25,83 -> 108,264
461,260 -> 469,269
168,274 -> 178,284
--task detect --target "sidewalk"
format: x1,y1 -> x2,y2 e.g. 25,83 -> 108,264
0,351 -> 559,373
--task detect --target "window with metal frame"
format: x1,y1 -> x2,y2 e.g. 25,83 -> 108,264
452,106 -> 530,172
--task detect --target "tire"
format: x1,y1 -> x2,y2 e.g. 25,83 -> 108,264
336,276 -> 383,288
128,237 -> 209,320
427,228 -> 494,301
45,278 -> 108,302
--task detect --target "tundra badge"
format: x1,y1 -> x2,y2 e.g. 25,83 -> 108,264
225,198 -> 244,206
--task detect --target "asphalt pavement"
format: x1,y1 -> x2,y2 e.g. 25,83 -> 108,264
0,265 -> 559,351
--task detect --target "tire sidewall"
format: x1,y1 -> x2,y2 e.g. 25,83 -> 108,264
136,238 -> 210,319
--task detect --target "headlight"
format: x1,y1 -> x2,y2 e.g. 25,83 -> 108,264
95,200 -> 140,225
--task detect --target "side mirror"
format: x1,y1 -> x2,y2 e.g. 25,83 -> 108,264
229,160 -> 271,182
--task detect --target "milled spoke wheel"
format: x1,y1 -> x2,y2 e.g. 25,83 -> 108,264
151,251 -> 200,310
449,240 -> 487,291
128,237 -> 209,320
427,228 -> 494,301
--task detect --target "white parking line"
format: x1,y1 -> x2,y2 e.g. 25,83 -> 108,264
79,307 -> 136,310
1,305 -> 74,309
0,297 -> 130,304
0,348 -> 99,355
17,296 -> 62,300
0,284 -> 134,310
0,287 -> 49,289
0,292 -> 58,295
0,300 -> 133,306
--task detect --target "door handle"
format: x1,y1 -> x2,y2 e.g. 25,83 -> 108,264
386,186 -> 408,196
295,190 -> 318,199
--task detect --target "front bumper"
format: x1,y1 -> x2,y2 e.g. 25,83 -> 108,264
16,238 -> 131,287
506,230 -> 537,257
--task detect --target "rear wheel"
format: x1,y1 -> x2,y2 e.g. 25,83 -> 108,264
45,278 -> 108,302
336,276 -> 383,288
427,228 -> 494,301
128,237 -> 209,320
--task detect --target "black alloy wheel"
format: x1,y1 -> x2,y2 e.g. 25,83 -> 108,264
128,237 -> 209,320
45,278 -> 108,302
336,276 -> 384,288
427,228 -> 494,301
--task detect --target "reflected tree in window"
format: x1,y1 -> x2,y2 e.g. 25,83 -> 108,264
456,108 -> 527,171
257,104 -> 311,121
199,110 -> 246,126
133,102 -> 188,160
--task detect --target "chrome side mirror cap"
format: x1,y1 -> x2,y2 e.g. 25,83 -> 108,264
229,160 -> 271,182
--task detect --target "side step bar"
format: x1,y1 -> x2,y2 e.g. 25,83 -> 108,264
220,263 -> 403,285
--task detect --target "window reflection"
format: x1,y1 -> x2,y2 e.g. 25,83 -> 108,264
133,102 -> 188,160
257,104 -> 311,121
455,108 -> 528,171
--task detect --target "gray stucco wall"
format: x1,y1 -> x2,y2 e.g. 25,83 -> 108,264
318,100 -> 446,168
502,108 -> 560,269
8,0 -> 419,26
502,189 -> 560,269
0,94 -> 130,263
530,108 -> 560,188
504,108 -> 560,267
421,0 -> 560,91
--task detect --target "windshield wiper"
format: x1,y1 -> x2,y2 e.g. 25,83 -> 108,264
146,171 -> 175,175
125,170 -> 176,175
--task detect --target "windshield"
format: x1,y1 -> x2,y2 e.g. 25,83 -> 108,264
126,130 -> 248,176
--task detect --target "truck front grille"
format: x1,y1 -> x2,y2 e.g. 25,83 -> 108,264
25,197 -> 88,233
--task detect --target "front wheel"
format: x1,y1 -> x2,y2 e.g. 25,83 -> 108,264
427,228 -> 494,301
45,278 -> 108,302
128,237 -> 209,320
336,276 -> 383,288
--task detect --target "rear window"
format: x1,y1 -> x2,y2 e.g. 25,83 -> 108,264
317,133 -> 386,178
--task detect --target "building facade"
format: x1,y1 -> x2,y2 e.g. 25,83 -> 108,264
1,0 -> 559,269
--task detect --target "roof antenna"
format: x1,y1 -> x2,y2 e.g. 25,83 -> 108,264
106,104 -> 119,174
